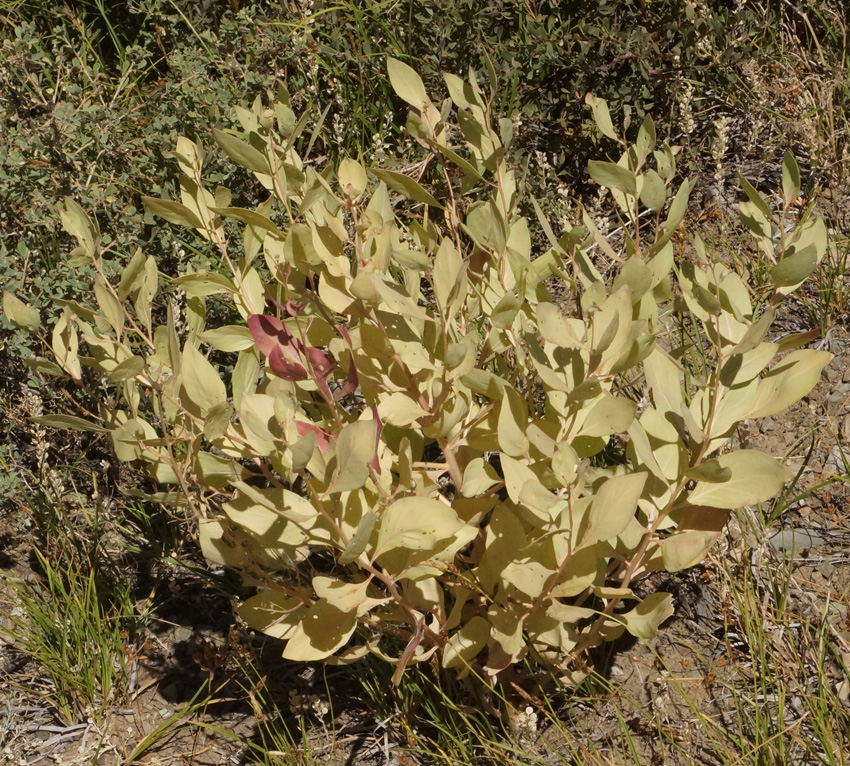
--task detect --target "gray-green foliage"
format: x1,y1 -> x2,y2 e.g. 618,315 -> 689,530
5,59 -> 831,688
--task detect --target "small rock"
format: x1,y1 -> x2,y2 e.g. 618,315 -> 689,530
817,560 -> 836,579
172,625 -> 193,644
825,383 -> 850,415
825,363 -> 842,384
760,416 -> 777,433
798,505 -> 811,517
769,528 -> 826,553
843,364 -> 850,384
823,445 -> 848,474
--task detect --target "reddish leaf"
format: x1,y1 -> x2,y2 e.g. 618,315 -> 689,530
336,354 -> 359,400
284,298 -> 304,317
268,344 -> 308,380
248,314 -> 287,358
335,324 -> 353,346
305,347 -> 335,379
296,421 -> 331,452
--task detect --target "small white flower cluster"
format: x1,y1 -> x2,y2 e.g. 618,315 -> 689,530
288,689 -> 329,718
512,705 -> 538,741
695,33 -> 714,60
677,79 -> 696,138
533,150 -> 551,183
555,181 -> 573,233
294,0 -> 315,17
369,113 -> 395,159
332,112 -> 346,143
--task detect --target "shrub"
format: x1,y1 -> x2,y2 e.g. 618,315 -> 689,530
4,59 -> 832,692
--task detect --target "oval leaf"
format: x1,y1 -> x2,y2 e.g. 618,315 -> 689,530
283,600 -> 357,661
212,128 -> 270,175
387,56 -> 429,110
142,196 -> 204,229
2,292 -> 40,331
182,341 -> 227,414
688,450 -> 794,509
370,168 -> 443,208
588,160 -> 637,196
619,592 -> 674,640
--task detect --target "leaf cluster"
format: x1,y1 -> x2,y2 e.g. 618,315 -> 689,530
4,59 -> 832,689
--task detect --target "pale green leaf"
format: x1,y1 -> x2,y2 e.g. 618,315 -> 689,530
618,592 -> 674,639
585,472 -> 647,544
338,157 -> 369,198
338,512 -> 376,565
195,450 -> 246,488
442,615 -> 490,669
661,530 -> 716,572
377,497 -> 464,556
781,149 -> 801,206
60,197 -> 98,257
107,355 -> 145,383
182,341 -> 227,414
588,160 -> 637,196
639,168 -> 667,211
117,249 -> 147,301
377,392 -> 428,427
747,349 -> 832,419
93,276 -> 124,335
172,272 -> 235,297
738,173 -> 773,221
490,293 -> 521,330
2,292 -> 40,331
198,325 -> 255,352
198,518 -> 244,568
22,357 -> 66,377
585,93 -> 619,142
212,128 -> 270,175
433,238 -> 463,313
209,206 -> 283,237
387,56 -> 429,110
771,245 -> 818,287
461,458 -> 501,497
203,400 -> 234,441
497,387 -> 530,457
283,600 -> 357,661
370,168 -> 443,208
238,590 -> 306,641
688,450 -> 794,509
330,419 -> 378,493
142,196 -> 204,229
685,460 -> 732,483
580,395 -> 637,437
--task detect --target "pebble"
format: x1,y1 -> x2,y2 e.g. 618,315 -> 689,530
768,528 -> 826,553
816,560 -> 836,579
825,382 -> 850,415
823,445 -> 848,474
825,362 -> 842,384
